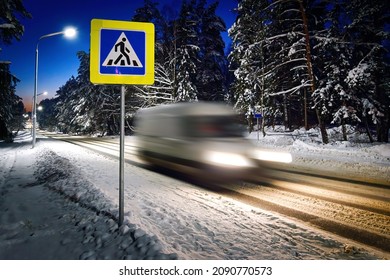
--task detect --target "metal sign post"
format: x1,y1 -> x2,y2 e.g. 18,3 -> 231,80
119,85 -> 125,226
254,113 -> 262,141
90,19 -> 155,226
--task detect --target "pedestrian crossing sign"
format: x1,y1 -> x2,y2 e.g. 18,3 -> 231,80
90,19 -> 155,85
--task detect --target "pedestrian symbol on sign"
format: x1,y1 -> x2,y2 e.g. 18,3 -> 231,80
102,32 -> 143,68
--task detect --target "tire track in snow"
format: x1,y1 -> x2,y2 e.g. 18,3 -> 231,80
217,177 -> 390,254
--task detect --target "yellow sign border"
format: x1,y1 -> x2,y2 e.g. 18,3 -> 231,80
90,19 -> 155,85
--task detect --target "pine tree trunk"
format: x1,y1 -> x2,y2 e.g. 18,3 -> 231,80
304,88 -> 308,130
283,93 -> 289,130
298,0 -> 329,144
261,116 -> 266,137
377,110 -> 389,143
248,113 -> 253,133
385,112 -> 390,143
363,116 -> 374,143
0,119 -> 8,140
376,118 -> 389,143
342,121 -> 347,141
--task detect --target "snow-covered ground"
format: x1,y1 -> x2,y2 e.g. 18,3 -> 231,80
247,126 -> 390,185
0,127 -> 389,262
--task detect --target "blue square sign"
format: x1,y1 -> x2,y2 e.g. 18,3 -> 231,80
90,19 -> 155,85
99,29 -> 146,76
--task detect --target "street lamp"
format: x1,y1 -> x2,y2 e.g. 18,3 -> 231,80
32,91 -> 48,110
31,91 -> 47,134
38,91 -> 48,97
32,27 -> 76,148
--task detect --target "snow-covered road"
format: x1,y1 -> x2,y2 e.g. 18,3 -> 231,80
1,129 -> 389,260
40,130 -> 390,252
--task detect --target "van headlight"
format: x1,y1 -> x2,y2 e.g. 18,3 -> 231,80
205,151 -> 253,167
253,150 -> 292,163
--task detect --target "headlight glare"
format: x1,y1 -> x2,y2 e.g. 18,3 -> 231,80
254,150 -> 292,163
206,151 -> 252,167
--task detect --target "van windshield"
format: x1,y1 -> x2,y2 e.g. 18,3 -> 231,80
186,116 -> 245,138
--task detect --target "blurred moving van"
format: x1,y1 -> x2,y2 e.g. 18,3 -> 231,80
134,102 -> 258,180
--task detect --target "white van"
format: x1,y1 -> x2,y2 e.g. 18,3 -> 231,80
134,102 -> 258,181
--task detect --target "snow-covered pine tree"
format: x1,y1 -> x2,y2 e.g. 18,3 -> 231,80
36,98 -> 57,131
173,0 -> 199,101
196,0 -> 228,101
228,0 -> 268,132
130,0 -> 175,108
343,0 -> 390,142
266,0 -> 313,131
0,0 -> 31,44
229,0 -> 322,135
175,46 -> 198,102
0,0 -> 30,140
55,76 -> 79,134
0,62 -> 21,140
311,0 -> 357,141
55,51 -> 122,135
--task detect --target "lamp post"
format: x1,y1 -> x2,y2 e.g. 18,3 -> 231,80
32,27 -> 76,148
31,91 -> 47,134
32,91 -> 48,109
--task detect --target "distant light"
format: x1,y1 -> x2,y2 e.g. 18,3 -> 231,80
37,106 -> 43,111
64,27 -> 77,38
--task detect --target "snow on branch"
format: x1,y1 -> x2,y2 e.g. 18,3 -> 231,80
0,23 -> 15,29
268,81 -> 312,97
262,57 -> 307,78
266,32 -> 306,42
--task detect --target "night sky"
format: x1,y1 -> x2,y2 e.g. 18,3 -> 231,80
1,0 -> 237,111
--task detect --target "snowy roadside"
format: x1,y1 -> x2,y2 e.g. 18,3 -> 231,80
247,126 -> 390,185
0,129 -> 389,260
0,132 -> 176,260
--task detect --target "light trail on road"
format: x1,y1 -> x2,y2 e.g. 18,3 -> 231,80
40,132 -> 390,254
220,173 -> 390,253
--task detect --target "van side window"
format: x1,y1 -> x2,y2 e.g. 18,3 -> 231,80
186,116 -> 244,138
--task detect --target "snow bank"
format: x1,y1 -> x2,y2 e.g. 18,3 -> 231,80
33,146 -> 178,260
249,126 -> 390,184
0,133 -> 177,260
